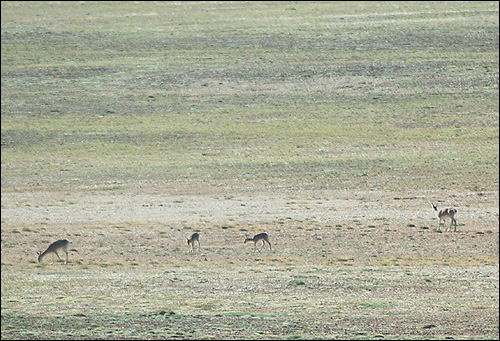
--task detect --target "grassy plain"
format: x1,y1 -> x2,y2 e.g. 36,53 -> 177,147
1,1 -> 499,339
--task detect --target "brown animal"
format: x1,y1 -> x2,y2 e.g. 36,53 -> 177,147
37,239 -> 69,264
244,233 -> 272,252
432,203 -> 457,232
187,232 -> 200,252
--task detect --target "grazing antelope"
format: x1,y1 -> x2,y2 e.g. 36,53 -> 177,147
37,239 -> 69,264
432,203 -> 458,232
244,233 -> 272,252
187,232 -> 200,252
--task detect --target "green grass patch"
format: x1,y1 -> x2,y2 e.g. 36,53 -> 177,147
1,1 -> 497,194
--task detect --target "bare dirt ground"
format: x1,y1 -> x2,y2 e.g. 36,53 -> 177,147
1,187 -> 499,339
1,2 -> 498,339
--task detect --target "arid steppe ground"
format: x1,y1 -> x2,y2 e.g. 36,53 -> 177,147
2,1 -> 499,339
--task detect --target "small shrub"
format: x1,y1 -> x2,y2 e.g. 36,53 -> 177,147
288,279 -> 306,286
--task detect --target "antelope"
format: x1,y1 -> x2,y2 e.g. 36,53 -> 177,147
187,232 -> 200,252
431,203 -> 457,232
37,239 -> 69,264
244,233 -> 272,252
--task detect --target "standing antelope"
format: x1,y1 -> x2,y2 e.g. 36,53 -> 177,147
244,233 -> 272,252
432,203 -> 458,232
187,232 -> 200,252
37,239 -> 69,264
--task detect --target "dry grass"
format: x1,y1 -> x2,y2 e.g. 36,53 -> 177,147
1,1 -> 499,339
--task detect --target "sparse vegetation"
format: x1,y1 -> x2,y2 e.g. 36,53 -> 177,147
1,1 -> 498,340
